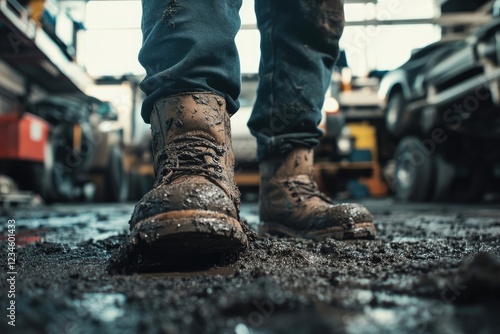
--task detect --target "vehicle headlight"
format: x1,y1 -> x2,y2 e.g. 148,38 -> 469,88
323,97 -> 340,114
338,137 -> 352,155
337,127 -> 352,155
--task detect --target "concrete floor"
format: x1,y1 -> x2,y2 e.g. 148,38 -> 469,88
1,198 -> 499,333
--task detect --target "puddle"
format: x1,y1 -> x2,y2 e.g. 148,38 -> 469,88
390,236 -> 427,243
140,265 -> 237,279
0,228 -> 46,246
240,202 -> 260,231
75,293 -> 126,323
1,205 -> 131,245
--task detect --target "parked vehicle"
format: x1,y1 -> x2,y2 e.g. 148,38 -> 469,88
379,20 -> 500,201
0,95 -> 127,203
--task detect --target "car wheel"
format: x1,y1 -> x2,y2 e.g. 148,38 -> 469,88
448,166 -> 486,203
104,146 -> 128,202
490,31 -> 500,106
386,91 -> 419,138
431,153 -> 455,202
480,31 -> 500,106
44,127 -> 77,203
394,136 -> 434,201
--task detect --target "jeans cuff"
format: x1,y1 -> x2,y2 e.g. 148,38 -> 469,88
256,133 -> 320,162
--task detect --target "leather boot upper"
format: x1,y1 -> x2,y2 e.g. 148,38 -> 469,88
130,93 -> 240,228
259,148 -> 374,231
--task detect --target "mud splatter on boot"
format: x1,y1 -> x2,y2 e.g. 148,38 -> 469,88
114,93 -> 248,273
259,148 -> 376,240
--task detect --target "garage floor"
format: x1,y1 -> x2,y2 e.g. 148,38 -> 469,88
1,198 -> 499,334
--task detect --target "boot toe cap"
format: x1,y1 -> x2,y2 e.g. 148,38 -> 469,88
306,203 -> 373,230
129,181 -> 238,228
326,203 -> 374,226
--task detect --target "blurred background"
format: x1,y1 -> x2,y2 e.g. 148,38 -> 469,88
1,0 -> 500,206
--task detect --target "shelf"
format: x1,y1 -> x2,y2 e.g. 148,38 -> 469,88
0,0 -> 92,94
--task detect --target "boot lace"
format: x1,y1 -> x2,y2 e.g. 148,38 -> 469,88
284,178 -> 333,203
158,135 -> 226,184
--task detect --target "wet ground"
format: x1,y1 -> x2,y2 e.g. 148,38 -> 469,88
1,198 -> 500,334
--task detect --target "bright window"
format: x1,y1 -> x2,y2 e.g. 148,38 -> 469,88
82,0 -> 441,77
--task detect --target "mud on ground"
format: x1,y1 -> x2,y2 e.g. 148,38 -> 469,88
1,200 -> 500,334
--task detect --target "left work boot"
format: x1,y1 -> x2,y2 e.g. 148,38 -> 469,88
127,93 -> 248,264
259,148 -> 376,240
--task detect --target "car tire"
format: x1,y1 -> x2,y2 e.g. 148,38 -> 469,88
386,91 -> 419,138
489,31 -> 500,106
44,127 -> 76,203
104,146 -> 128,202
448,166 -> 486,203
431,153 -> 455,202
394,136 -> 434,202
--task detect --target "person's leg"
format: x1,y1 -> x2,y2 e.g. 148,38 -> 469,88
126,0 -> 247,265
139,0 -> 242,122
252,0 -> 376,239
249,0 -> 343,160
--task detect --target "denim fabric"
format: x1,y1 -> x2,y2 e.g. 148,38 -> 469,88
139,0 -> 242,118
250,0 -> 345,161
139,0 -> 344,161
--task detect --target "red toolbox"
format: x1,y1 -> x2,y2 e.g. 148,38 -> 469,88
0,112 -> 49,163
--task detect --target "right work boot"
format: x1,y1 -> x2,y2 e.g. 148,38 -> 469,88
259,148 -> 376,240
127,93 -> 248,263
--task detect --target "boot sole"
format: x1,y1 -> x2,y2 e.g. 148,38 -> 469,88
119,210 -> 248,272
259,221 -> 376,240
130,210 -> 248,252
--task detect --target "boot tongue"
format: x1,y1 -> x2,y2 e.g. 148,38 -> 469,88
159,134 -> 229,187
154,93 -> 228,145
274,148 -> 314,180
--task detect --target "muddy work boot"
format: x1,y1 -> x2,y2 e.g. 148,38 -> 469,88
259,148 -> 376,240
127,93 -> 248,267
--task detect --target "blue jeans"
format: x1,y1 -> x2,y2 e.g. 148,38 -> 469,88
139,0 -> 344,161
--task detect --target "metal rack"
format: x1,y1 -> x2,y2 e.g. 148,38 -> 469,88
0,0 -> 92,94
